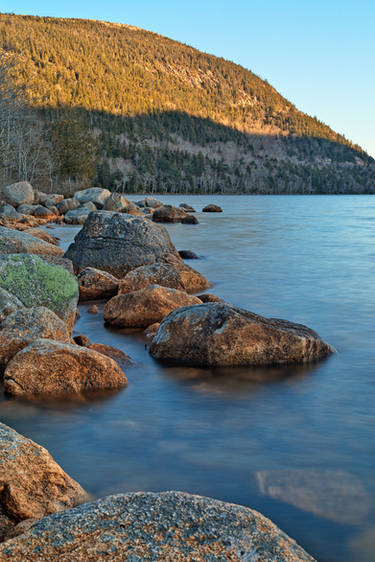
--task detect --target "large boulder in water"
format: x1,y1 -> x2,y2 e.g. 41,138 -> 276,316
152,204 -> 190,223
0,226 -> 63,256
0,423 -> 88,541
65,211 -> 181,277
0,491 -> 316,561
0,181 -> 34,206
4,339 -> 128,399
0,307 -> 72,371
150,302 -> 334,367
73,187 -> 111,209
104,285 -> 202,328
0,254 -> 79,332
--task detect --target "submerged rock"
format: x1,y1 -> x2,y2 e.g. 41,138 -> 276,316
0,307 -> 72,371
0,226 -> 63,256
179,203 -> 196,212
202,203 -> 223,212
150,302 -> 334,367
256,469 -> 371,525
4,339 -> 128,398
0,422 -> 88,541
0,254 -> 78,332
0,491 -> 316,561
78,267 -> 118,301
65,211 -> 181,277
178,249 -> 199,259
104,284 -> 202,328
0,181 -> 34,206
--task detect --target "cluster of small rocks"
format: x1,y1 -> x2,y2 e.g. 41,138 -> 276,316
0,182 -> 223,228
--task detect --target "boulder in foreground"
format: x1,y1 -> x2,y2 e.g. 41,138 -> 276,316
104,284 -> 201,328
4,339 -> 128,398
65,211 -> 181,277
0,423 -> 88,541
0,254 -> 78,332
150,302 -> 334,367
0,491 -> 315,561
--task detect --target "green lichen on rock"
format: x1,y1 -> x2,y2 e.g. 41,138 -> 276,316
0,254 -> 78,332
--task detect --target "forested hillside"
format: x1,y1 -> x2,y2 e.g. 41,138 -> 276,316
0,13 -> 374,193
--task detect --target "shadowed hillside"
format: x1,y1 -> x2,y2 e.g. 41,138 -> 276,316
0,13 -> 374,193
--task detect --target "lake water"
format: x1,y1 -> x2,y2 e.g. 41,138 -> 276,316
1,195 -> 375,561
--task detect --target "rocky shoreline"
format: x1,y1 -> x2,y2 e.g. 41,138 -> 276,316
0,182 -> 333,559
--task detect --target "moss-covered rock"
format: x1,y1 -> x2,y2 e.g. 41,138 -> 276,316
0,254 -> 78,332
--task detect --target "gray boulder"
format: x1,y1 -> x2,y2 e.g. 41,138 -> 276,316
152,204 -> 189,223
73,187 -> 111,209
65,211 -> 182,277
43,194 -> 64,208
0,491 -> 315,561
0,181 -> 34,206
150,302 -> 334,367
0,288 -> 24,323
56,198 -> 80,214
104,192 -> 136,213
0,226 -> 63,256
64,208 -> 91,225
0,254 -> 79,332
0,204 -> 20,219
17,204 -> 38,215
80,201 -> 97,212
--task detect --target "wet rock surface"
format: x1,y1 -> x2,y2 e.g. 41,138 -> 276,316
0,423 -> 88,541
3,339 -> 128,398
0,492 -> 315,561
65,211 -> 181,277
0,254 -> 78,332
104,284 -> 202,328
150,302 -> 334,367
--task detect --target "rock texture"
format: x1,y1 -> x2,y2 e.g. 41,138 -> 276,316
0,227 -> 63,256
104,193 -> 135,213
24,227 -> 59,245
65,211 -> 181,277
0,181 -> 34,206
56,198 -> 80,215
0,491 -> 316,561
104,285 -> 202,328
64,208 -> 91,225
4,339 -> 128,398
150,302 -> 334,367
73,187 -> 111,209
256,469 -> 371,525
164,254 -> 211,292
178,249 -> 199,259
0,307 -> 72,371
78,267 -> 118,301
0,254 -> 79,332
0,288 -> 24,323
118,263 -> 186,294
0,423 -> 88,541
87,343 -> 133,367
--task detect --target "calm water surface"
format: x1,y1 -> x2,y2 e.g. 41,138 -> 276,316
1,195 -> 375,561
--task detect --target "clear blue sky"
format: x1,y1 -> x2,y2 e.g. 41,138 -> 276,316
2,0 -> 374,156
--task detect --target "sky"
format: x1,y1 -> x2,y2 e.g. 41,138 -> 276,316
2,0 -> 374,156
